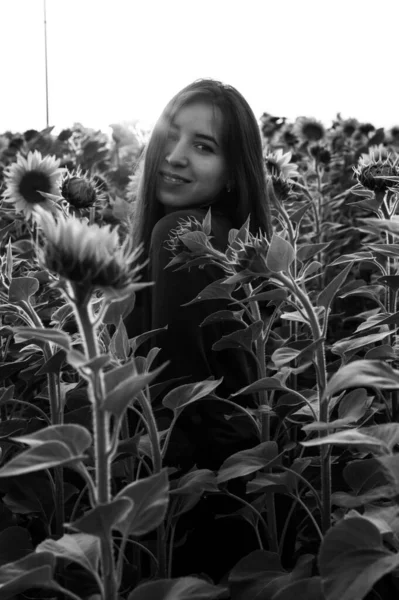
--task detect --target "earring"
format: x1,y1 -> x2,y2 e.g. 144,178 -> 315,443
226,182 -> 232,193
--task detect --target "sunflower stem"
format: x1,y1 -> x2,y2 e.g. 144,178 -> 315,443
72,292 -> 117,600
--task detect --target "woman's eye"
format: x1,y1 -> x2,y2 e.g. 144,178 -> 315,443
195,143 -> 213,153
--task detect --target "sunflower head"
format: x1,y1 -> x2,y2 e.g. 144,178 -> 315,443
2,150 -> 64,219
309,144 -> 332,165
293,117 -> 325,143
353,146 -> 399,193
264,148 -> 299,180
263,148 -> 298,202
61,167 -> 107,211
35,207 -> 146,304
359,123 -> 375,136
341,118 -> 359,137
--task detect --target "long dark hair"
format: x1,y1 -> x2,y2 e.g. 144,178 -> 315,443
131,79 -> 272,257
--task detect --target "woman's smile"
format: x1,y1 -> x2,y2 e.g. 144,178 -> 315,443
159,170 -> 192,185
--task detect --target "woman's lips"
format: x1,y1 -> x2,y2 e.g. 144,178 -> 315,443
160,171 -> 191,184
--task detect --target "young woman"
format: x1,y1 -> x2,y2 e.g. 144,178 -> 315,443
126,79 -> 273,578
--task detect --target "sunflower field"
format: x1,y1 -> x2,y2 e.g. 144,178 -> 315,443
1,113 -> 399,600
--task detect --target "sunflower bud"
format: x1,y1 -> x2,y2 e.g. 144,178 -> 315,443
62,174 -> 97,209
166,215 -> 212,256
232,234 -> 269,275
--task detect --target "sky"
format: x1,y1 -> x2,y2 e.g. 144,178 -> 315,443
1,0 -> 398,136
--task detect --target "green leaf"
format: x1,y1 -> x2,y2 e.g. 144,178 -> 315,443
301,261 -> 322,279
172,469 -> 218,495
103,363 -> 167,418
0,551 -> 56,599
104,361 -> 135,395
326,360 -> 399,398
335,388 -> 371,423
231,377 -> 285,396
0,527 -> 33,566
242,289 -> 288,304
202,207 -> 212,236
329,251 -> 374,266
228,549 -> 285,600
301,429 -> 387,452
361,218 -> 399,236
272,577 -> 323,600
378,453 -> 399,488
35,349 -> 66,376
355,310 -> 399,333
129,325 -> 168,354
0,441 -> 84,477
217,441 -> 279,484
103,287 -> 137,326
127,576 -> 227,600
338,283 -> 383,304
366,343 -> 396,358
182,279 -> 236,306
69,497 -> 133,538
319,516 -> 399,600
343,457 -> 388,494
360,423 -> 399,452
170,469 -> 218,518
271,347 -> 301,368
332,485 -> 398,508
227,215 -> 251,250
110,317 -> 130,361
15,327 -> 72,352
200,309 -> 245,327
367,243 -> 399,257
297,242 -> 331,262
246,472 -> 290,494
13,424 -> 92,455
317,262 -> 353,311
115,469 -> 169,537
66,351 -> 110,373
162,378 -> 222,416
331,331 -> 391,357
289,203 -> 311,224
36,533 -> 100,577
213,320 -> 263,353
179,230 -> 212,252
266,234 -> 295,272
8,277 -> 39,303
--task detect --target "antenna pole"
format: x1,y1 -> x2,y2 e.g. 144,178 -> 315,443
43,0 -> 49,127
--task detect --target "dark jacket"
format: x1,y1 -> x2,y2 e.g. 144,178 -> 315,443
126,208 -> 259,470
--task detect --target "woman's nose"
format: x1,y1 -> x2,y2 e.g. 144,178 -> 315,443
165,141 -> 188,167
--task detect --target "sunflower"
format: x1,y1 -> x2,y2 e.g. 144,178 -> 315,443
263,148 -> 298,202
264,148 -> 299,180
353,145 -> 399,193
229,232 -> 270,275
293,116 -> 325,143
35,206 -> 146,304
2,150 -> 64,218
61,167 -> 106,210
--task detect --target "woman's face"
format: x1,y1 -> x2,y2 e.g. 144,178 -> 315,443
156,101 -> 228,209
